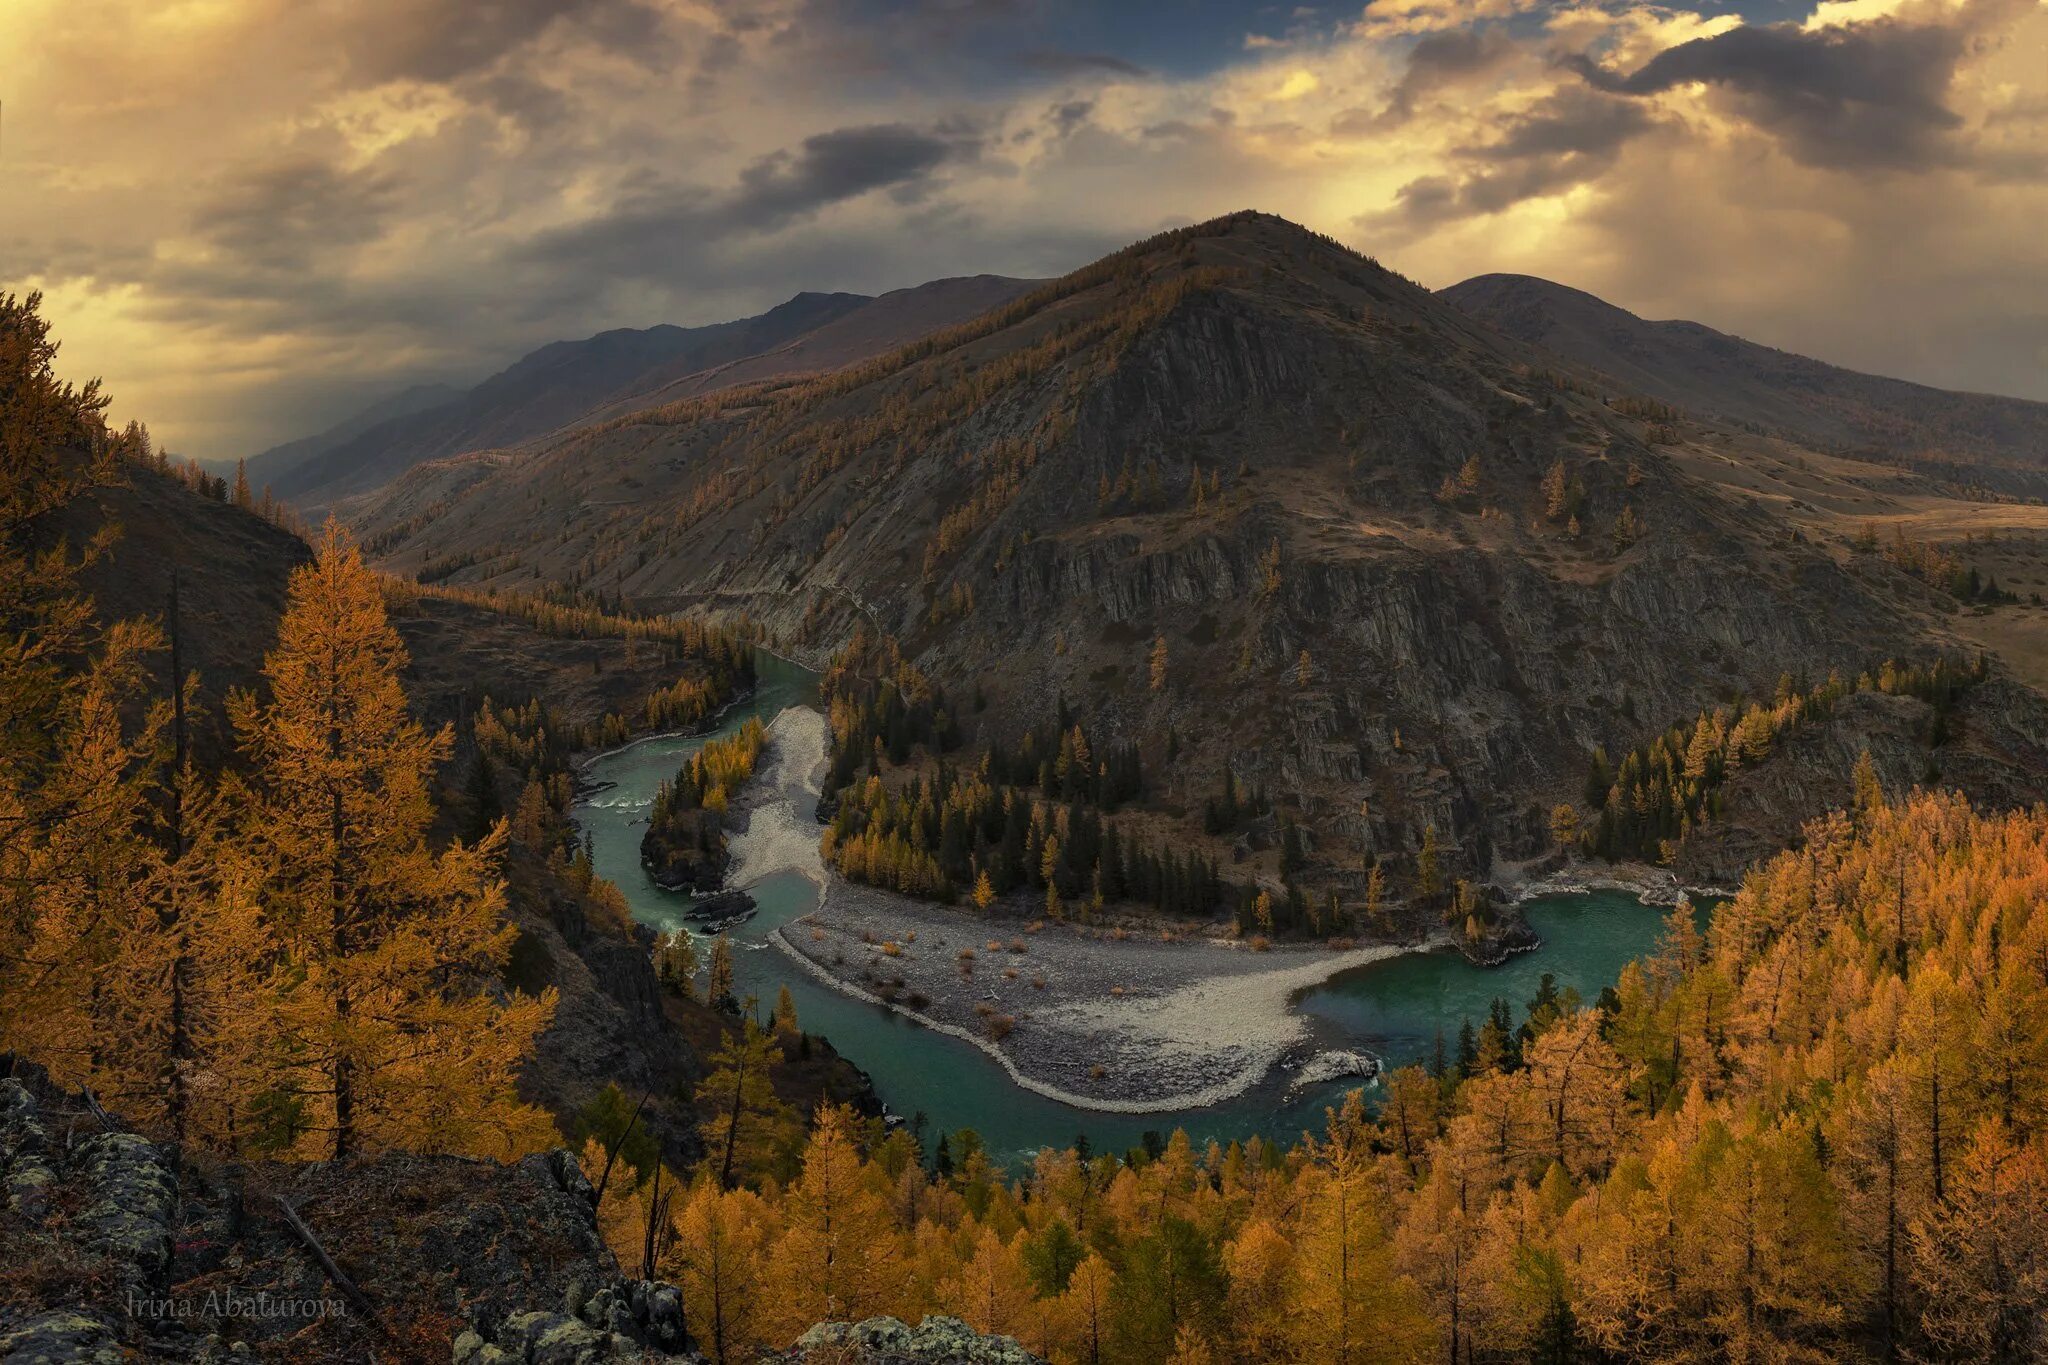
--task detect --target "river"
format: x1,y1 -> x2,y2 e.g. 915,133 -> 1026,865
574,653 -> 1697,1165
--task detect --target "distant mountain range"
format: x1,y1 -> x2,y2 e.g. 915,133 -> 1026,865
249,275 -> 1041,510
1440,273 -> 2048,473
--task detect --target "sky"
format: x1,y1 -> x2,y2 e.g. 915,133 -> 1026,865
4,0 -> 2044,461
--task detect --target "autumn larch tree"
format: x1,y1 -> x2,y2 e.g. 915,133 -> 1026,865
695,1016 -> 798,1190
230,523 -> 554,1160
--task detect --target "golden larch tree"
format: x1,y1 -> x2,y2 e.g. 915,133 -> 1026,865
230,523 -> 554,1160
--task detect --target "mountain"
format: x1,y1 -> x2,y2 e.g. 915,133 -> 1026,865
260,276 -> 1041,513
237,381 -> 461,485
260,291 -> 869,508
354,211 -> 2048,899
578,274 -> 1045,424
1441,273 -> 2048,477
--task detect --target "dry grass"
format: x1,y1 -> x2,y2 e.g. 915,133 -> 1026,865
1950,606 -> 2048,694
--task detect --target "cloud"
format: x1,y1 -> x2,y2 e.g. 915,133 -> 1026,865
8,0 -> 2046,460
188,154 -> 405,271
515,123 -> 978,281
733,124 -> 971,220
1354,0 -> 1544,38
1567,7 -> 1981,169
333,0 -> 671,86
1374,27 -> 1514,124
1014,49 -> 1151,78
1372,87 -> 1656,229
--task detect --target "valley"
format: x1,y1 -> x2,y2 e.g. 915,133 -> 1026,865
569,661 -> 1700,1161
12,203 -> 2048,1363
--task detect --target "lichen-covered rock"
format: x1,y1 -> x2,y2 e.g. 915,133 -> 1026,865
449,1277 -> 705,1364
74,1132 -> 177,1280
0,1079 -> 57,1221
0,1310 -> 125,1365
779,1316 -> 1043,1365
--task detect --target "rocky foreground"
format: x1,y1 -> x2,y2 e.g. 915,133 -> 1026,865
0,1061 -> 1038,1364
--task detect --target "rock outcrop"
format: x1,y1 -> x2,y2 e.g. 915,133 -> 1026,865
0,1064 -> 686,1363
770,1317 -> 1044,1365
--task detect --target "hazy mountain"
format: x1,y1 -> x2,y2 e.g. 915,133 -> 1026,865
238,382 -> 463,485
261,276 -> 1041,513
262,292 -> 870,508
357,212 -> 2048,890
579,274 -> 1045,424
1441,273 -> 2048,472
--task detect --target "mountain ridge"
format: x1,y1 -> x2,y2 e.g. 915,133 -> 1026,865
256,276 -> 1041,513
1441,271 -> 2048,475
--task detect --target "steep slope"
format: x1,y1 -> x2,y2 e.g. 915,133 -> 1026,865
1442,273 -> 2048,475
359,212 -> 2048,903
268,291 -> 870,509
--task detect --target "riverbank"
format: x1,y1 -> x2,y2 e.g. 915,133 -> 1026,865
719,702 -> 1449,1112
776,885 -> 1438,1112
573,686 -> 1699,1152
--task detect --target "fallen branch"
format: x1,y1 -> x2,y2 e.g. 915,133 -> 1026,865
79,1087 -> 120,1134
273,1196 -> 390,1339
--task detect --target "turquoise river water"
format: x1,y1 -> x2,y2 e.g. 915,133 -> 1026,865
573,654 -> 1693,1165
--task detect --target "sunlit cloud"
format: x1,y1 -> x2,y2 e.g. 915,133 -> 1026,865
5,0 -> 2043,460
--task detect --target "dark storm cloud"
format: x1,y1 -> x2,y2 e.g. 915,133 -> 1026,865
734,125 -> 964,219
1371,87 -> 1655,230
1475,87 -> 1655,161
189,156 -> 404,270
1373,28 -> 1513,125
1568,9 -> 1977,169
335,0 -> 671,85
515,123 -> 976,281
